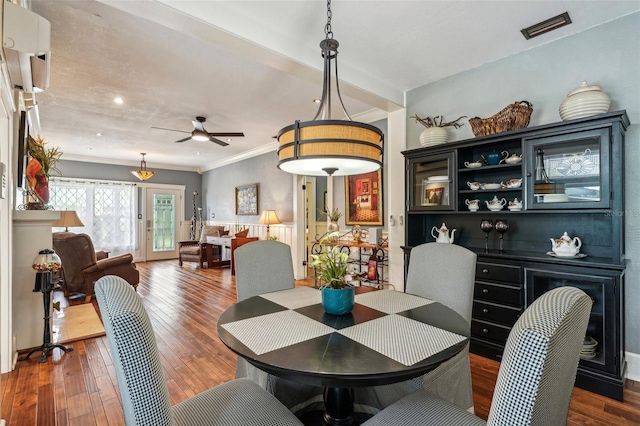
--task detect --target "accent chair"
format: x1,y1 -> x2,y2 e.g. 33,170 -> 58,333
361,286 -> 592,426
95,275 -> 303,426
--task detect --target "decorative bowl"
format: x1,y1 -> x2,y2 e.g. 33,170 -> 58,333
481,183 -> 502,190
559,81 -> 610,121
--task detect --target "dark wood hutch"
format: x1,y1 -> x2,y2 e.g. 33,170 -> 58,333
402,110 -> 629,400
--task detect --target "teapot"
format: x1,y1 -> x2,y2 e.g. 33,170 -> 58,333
431,223 -> 456,244
550,232 -> 582,257
481,150 -> 509,166
505,178 -> 522,188
508,198 -> 522,211
465,199 -> 480,211
485,196 -> 507,211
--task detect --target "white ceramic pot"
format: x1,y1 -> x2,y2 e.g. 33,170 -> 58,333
419,127 -> 449,147
559,81 -> 610,121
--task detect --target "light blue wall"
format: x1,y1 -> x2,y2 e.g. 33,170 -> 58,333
406,13 -> 640,352
57,160 -> 202,220
201,151 -> 293,223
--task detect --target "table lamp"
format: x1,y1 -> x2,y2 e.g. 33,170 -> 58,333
52,210 -> 84,232
258,210 -> 281,240
19,249 -> 73,363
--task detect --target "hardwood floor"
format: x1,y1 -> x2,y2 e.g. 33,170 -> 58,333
2,260 -> 639,425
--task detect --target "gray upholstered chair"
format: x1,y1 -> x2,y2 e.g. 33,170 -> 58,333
362,286 -> 592,426
234,240 -> 323,414
356,242 -> 477,412
95,275 -> 303,426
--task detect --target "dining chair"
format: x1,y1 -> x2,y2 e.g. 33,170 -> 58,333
361,286 -> 592,426
356,242 -> 476,412
234,240 -> 323,414
94,275 -> 303,426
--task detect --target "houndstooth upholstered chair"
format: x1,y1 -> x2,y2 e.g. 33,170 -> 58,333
234,240 -> 323,414
361,286 -> 592,426
95,275 -> 303,426
356,242 -> 477,412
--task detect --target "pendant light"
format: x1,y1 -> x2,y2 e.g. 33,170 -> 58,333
131,153 -> 156,181
276,0 -> 384,177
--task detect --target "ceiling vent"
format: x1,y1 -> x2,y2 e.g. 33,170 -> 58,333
521,12 -> 572,40
2,2 -> 51,92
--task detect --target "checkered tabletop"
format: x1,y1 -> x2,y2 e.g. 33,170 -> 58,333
218,287 -> 469,388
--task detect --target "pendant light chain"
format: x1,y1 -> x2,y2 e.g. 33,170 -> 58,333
325,0 -> 333,40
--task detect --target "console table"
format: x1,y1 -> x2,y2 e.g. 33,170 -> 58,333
206,236 -> 259,274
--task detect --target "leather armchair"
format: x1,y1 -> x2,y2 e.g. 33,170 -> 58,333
178,225 -> 224,268
52,232 -> 139,302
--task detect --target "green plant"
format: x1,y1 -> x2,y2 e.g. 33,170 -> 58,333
411,114 -> 466,129
321,207 -> 343,222
310,232 -> 353,289
28,136 -> 62,176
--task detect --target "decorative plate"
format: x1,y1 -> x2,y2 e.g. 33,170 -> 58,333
546,252 -> 587,259
556,156 -> 596,176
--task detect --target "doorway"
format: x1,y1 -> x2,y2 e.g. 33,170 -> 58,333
144,187 -> 183,261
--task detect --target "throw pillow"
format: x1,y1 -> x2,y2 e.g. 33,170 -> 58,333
217,230 -> 230,237
234,228 -> 249,238
200,226 -> 224,243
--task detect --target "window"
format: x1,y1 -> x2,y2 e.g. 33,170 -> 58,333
50,178 -> 136,256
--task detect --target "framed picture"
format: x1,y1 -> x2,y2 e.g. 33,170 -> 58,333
424,186 -> 444,206
235,183 -> 259,215
344,169 -> 383,226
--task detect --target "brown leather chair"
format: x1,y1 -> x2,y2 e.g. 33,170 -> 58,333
52,232 -> 139,302
178,225 -> 224,268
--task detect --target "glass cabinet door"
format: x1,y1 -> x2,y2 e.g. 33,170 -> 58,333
408,152 -> 455,211
524,129 -> 610,209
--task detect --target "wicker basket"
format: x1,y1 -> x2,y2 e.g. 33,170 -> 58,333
469,101 -> 533,137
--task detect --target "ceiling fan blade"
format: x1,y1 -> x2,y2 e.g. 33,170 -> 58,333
151,126 -> 190,134
175,137 -> 192,143
210,137 -> 229,147
192,120 -> 206,132
208,132 -> 245,137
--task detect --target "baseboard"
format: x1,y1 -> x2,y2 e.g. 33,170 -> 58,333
626,351 -> 640,381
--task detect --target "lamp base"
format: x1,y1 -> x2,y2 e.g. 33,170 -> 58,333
19,342 -> 73,364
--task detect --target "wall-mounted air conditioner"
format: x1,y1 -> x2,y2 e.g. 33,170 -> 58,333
2,1 -> 51,93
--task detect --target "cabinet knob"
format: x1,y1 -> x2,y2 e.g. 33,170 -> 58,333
482,288 -> 489,294
483,308 -> 489,314
482,328 -> 489,334
482,269 -> 489,274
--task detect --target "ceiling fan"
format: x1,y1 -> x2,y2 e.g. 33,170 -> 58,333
151,116 -> 244,146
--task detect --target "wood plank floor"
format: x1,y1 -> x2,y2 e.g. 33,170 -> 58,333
2,260 -> 639,425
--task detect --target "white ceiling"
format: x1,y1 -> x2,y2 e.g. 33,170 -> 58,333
25,0 -> 640,172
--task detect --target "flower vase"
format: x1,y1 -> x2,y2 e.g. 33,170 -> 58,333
321,286 -> 355,315
419,127 -> 449,147
327,221 -> 339,241
27,175 -> 49,210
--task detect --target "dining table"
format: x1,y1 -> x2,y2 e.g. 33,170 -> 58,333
217,287 -> 469,425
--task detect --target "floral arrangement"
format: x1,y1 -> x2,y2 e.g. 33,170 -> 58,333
321,207 -> 343,222
28,136 -> 62,176
310,232 -> 353,289
25,136 -> 62,206
411,114 -> 466,128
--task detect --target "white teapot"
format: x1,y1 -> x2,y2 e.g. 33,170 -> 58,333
550,232 -> 582,257
431,223 -> 456,244
485,196 -> 506,211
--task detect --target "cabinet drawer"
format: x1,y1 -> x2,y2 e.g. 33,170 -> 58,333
473,300 -> 521,326
474,282 -> 522,306
471,320 -> 511,345
476,262 -> 522,284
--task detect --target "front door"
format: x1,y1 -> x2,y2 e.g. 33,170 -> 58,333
145,187 -> 182,261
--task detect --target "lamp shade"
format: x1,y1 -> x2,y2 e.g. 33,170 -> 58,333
277,120 -> 383,176
259,210 -> 281,225
131,153 -> 156,181
52,210 -> 84,231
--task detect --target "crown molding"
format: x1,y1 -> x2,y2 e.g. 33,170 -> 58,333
61,154 -> 202,173
200,140 -> 279,172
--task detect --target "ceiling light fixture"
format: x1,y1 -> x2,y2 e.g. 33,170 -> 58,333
131,153 -> 156,181
114,97 -> 123,104
276,0 -> 383,177
521,12 -> 571,40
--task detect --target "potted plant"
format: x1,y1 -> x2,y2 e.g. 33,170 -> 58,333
310,232 -> 355,315
26,136 -> 62,209
411,114 -> 466,147
320,207 -> 343,236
